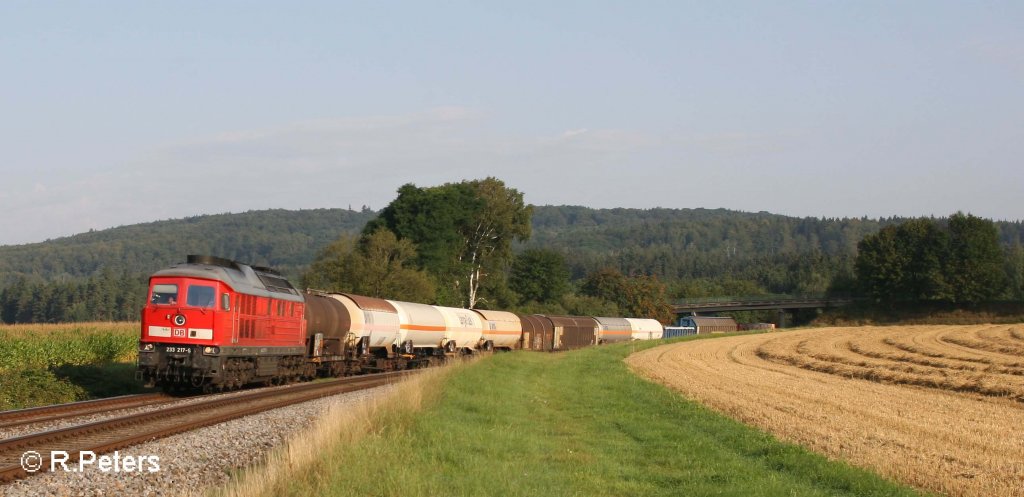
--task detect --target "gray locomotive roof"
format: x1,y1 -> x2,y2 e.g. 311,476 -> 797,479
152,262 -> 304,302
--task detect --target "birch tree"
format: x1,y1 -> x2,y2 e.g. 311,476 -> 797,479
367,178 -> 532,308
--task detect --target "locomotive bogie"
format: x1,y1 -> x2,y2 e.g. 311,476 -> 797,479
137,343 -> 307,390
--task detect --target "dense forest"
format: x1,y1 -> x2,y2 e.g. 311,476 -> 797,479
0,208 -> 376,285
528,207 -> 1024,300
2,204 -> 1023,324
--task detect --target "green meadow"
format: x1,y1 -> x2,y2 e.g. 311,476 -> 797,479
246,336 -> 926,497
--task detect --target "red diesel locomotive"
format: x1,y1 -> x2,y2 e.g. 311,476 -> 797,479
137,255 -> 312,391
138,255 -> 438,392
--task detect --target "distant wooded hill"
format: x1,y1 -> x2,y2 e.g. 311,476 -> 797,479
0,209 -> 377,286
2,206 -> 1022,295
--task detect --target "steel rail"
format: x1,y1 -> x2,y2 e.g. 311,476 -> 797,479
0,393 -> 174,430
0,370 -> 415,483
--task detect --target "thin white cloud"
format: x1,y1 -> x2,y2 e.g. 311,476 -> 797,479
1,106 -> 1020,246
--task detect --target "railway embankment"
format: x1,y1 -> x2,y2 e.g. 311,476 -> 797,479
0,381 -> 398,497
213,337 -> 923,497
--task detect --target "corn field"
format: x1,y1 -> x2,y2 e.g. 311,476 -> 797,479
0,322 -> 138,371
0,322 -> 140,409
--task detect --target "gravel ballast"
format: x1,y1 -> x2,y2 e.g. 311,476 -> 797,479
2,385 -> 392,497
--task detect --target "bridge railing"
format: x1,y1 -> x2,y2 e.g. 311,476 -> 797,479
673,294 -> 853,306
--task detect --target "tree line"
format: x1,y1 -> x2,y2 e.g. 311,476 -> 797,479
855,212 -> 1021,306
2,181 -> 1022,324
0,269 -> 147,323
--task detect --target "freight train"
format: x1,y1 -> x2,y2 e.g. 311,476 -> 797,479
136,255 -> 665,392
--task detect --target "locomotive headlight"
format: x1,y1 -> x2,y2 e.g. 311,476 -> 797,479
141,343 -> 155,352
203,346 -> 220,355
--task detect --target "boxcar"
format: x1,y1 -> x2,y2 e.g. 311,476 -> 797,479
678,316 -> 738,334
517,313 -> 554,351
547,316 -> 598,350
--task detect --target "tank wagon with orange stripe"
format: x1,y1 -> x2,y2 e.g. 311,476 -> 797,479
137,255 -> 666,392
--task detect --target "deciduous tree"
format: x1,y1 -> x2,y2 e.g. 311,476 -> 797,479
947,212 -> 1007,304
302,230 -> 436,303
367,178 -> 531,308
510,249 -> 570,304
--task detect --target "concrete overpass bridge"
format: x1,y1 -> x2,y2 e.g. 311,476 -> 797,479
672,295 -> 854,327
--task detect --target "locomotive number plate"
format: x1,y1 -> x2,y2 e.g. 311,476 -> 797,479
165,347 -> 191,354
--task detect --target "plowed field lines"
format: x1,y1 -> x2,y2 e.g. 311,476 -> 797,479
627,325 -> 1024,497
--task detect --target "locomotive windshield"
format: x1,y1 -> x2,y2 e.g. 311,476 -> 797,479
187,284 -> 216,308
151,284 -> 179,305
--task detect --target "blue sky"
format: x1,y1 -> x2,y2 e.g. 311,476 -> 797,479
1,1 -> 1021,245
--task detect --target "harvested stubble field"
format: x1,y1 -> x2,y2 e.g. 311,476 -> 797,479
627,325 -> 1024,497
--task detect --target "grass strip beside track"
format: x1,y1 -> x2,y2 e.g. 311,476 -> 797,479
221,336 -> 925,497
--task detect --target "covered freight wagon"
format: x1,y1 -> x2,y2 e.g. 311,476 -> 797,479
548,316 -> 598,350
517,313 -> 553,351
677,316 -> 738,334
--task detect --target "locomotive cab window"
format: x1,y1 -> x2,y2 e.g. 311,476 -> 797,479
221,293 -> 231,311
187,285 -> 216,308
151,284 -> 179,305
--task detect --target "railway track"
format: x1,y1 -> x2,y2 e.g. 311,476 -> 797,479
0,370 -> 413,483
0,393 -> 173,430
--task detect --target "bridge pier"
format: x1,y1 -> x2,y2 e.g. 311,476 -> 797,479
776,309 -> 786,329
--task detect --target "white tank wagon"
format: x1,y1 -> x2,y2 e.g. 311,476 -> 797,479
435,305 -> 485,352
326,293 -> 403,353
387,300 -> 484,354
626,318 -> 664,340
594,316 -> 632,344
473,309 -> 523,350
387,300 -> 448,353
